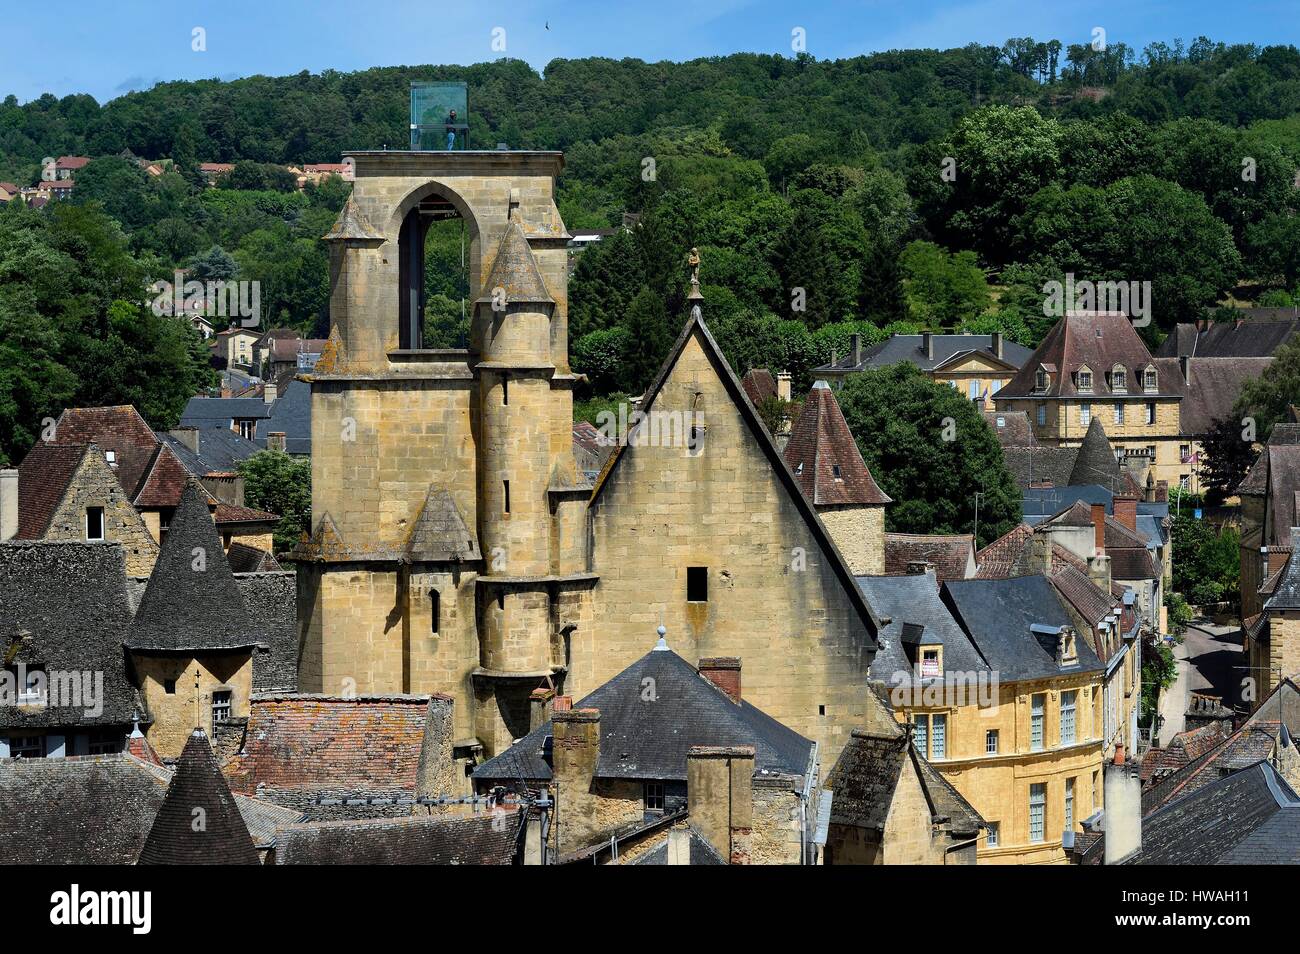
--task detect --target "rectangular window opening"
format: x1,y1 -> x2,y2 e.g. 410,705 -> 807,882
687,566 -> 708,602
86,506 -> 104,541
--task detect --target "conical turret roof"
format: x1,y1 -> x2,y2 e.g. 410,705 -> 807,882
783,381 -> 891,507
1069,416 -> 1120,487
126,481 -> 257,652
476,219 -> 553,305
137,729 -> 259,865
322,194 -> 383,243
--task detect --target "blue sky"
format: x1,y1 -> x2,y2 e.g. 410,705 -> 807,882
5,0 -> 1298,104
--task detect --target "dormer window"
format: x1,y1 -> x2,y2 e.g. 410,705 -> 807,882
1077,366 -> 1093,392
920,647 -> 942,678
1110,365 -> 1127,392
1058,628 -> 1078,667
1143,367 -> 1158,392
1035,368 -> 1049,392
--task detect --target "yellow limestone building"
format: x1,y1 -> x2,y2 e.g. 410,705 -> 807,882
293,150 -> 879,766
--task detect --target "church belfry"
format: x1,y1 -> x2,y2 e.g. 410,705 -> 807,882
293,151 -> 593,760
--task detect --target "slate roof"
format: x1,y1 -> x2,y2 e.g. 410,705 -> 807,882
629,823 -> 728,865
1179,358 -> 1272,436
1069,418 -> 1123,486
157,427 -> 261,475
405,487 -> 482,561
983,410 -> 1037,447
322,194 -> 384,242
1156,319 -> 1300,358
1265,529 -> 1300,611
255,377 -> 312,455
181,396 -> 272,426
0,541 -> 141,728
857,572 -> 989,687
274,811 -> 524,865
473,647 -> 815,783
1002,445 -> 1078,490
234,571 -> 299,691
815,334 -> 1031,373
783,381 -> 891,506
1264,445 -> 1300,544
1131,761 -> 1300,864
999,312 -> 1183,400
227,542 -> 282,573
1237,424 -> 1300,496
0,754 -> 169,864
1022,484 -> 1168,522
223,694 -> 441,804
1247,677 -> 1300,737
125,481 -> 259,653
137,730 -> 260,864
825,723 -> 984,835
883,534 -> 975,581
1141,722 -> 1283,815
942,576 -> 1104,681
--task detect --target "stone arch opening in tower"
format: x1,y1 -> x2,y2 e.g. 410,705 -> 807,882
397,191 -> 473,351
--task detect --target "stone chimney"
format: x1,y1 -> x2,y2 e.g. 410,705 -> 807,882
991,331 -> 1003,359
1090,502 -> 1106,555
1103,748 -> 1142,864
529,687 -> 555,731
687,745 -> 754,865
263,381 -> 278,404
415,695 -> 456,800
850,333 -> 863,366
168,427 -> 200,454
552,708 -> 601,856
1088,552 -> 1112,596
922,331 -> 933,360
698,657 -> 741,703
0,468 -> 17,542
267,432 -> 287,453
1024,530 -> 1053,575
776,371 -> 793,402
1113,494 -> 1138,533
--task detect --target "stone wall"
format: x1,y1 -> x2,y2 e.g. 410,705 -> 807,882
41,450 -> 158,576
585,328 -> 876,767
817,504 -> 885,576
134,652 -> 253,759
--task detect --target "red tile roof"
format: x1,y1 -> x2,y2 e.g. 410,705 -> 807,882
223,695 -> 446,795
54,156 -> 90,170
214,504 -> 279,525
134,444 -> 211,509
15,443 -> 87,539
783,382 -> 890,506
884,533 -> 975,581
741,368 -> 778,406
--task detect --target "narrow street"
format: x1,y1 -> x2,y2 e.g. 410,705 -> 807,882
1157,620 -> 1242,745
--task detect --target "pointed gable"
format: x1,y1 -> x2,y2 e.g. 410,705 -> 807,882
589,310 -> 879,648
784,381 -> 891,506
134,443 -> 215,509
406,487 -> 482,561
137,730 -> 259,865
476,219 -> 553,305
126,481 -> 257,652
322,194 -> 383,243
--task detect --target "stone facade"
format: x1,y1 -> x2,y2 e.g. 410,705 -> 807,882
31,447 -> 158,576
913,676 -> 1104,865
295,151 -> 877,767
818,504 -> 885,576
133,653 -> 253,759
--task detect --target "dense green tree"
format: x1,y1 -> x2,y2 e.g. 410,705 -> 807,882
1234,335 -> 1300,440
836,364 -> 1021,546
238,449 -> 312,554
1199,413 -> 1261,504
898,240 -> 991,324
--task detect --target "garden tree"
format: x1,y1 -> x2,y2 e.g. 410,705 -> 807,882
1234,335 -> 1300,441
1170,515 -> 1241,606
836,363 -> 1021,547
1010,175 -> 1240,329
1199,413 -> 1261,504
238,449 -> 312,555
910,105 -> 1063,261
898,240 -> 991,325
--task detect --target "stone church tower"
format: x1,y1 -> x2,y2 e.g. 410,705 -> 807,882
294,152 -> 591,756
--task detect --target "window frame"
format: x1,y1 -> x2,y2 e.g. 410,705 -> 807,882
1029,782 -> 1047,843
85,506 -> 105,542
985,729 -> 999,755
211,689 -> 233,723
1061,690 -> 1077,746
